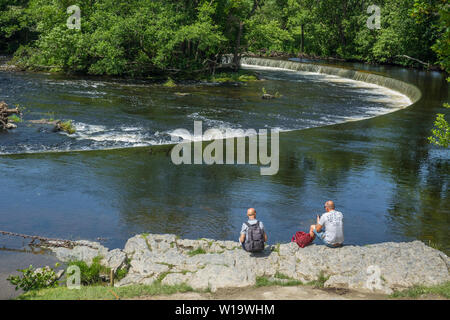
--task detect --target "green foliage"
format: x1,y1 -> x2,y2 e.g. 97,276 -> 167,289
67,256 -> 110,285
17,282 -> 194,300
2,0 -> 446,75
390,281 -> 450,299
307,271 -> 330,288
115,267 -> 129,282
8,114 -> 22,123
209,70 -> 257,83
59,120 -> 76,135
163,78 -> 176,88
428,104 -> 450,148
7,264 -> 59,292
187,247 -> 207,257
255,275 -> 303,287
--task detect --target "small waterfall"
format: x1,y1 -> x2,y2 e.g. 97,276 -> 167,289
241,57 -> 422,104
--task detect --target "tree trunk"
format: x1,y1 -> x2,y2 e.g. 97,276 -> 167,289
233,21 -> 244,71
301,24 -> 305,53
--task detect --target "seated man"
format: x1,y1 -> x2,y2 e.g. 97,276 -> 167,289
309,200 -> 344,248
239,208 -> 268,252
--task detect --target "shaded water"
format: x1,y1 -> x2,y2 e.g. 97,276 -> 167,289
0,59 -> 448,259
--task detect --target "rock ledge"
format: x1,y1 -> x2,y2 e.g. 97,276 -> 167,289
48,234 -> 450,294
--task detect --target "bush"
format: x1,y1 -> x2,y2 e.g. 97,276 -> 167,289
59,120 -> 76,134
7,265 -> 60,292
163,78 -> 176,87
67,257 -> 110,285
8,114 -> 22,123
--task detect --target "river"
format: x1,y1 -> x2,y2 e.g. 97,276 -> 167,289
0,57 -> 448,297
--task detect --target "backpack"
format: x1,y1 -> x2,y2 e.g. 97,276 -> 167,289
244,221 -> 265,252
291,231 -> 313,248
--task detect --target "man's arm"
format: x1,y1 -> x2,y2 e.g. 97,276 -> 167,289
316,214 -> 323,232
264,232 -> 268,242
239,233 -> 246,244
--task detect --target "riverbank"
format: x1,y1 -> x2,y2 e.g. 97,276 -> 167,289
42,233 -> 450,298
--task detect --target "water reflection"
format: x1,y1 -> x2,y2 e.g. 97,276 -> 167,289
0,63 -> 448,255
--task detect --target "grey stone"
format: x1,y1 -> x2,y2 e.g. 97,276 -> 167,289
187,264 -> 255,292
161,272 -> 192,286
114,274 -> 146,287
50,241 -> 108,265
52,233 -> 450,294
124,235 -> 149,256
101,249 -> 127,272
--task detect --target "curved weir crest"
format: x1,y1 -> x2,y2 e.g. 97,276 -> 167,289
241,57 -> 422,104
0,59 -> 422,155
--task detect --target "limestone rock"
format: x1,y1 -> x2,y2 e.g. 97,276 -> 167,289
101,249 -> 127,272
187,264 -> 255,292
50,241 -> 108,265
50,233 -> 449,295
124,235 -> 150,256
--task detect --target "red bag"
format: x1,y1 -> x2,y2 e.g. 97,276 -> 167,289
291,231 -> 313,248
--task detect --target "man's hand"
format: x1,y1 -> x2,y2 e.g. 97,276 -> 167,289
316,214 -> 320,224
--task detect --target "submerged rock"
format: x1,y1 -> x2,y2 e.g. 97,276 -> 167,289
50,234 -> 450,294
262,93 -> 276,100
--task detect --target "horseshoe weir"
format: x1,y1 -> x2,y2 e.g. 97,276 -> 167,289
0,57 -> 449,298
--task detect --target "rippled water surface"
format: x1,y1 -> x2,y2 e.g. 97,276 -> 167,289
0,60 -> 448,256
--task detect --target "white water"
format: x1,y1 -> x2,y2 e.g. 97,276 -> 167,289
0,59 -> 420,155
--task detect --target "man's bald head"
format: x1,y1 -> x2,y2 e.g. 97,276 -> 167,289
325,201 -> 335,211
247,208 -> 256,218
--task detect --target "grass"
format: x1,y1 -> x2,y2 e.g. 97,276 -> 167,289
274,272 -> 291,280
67,256 -> 110,285
272,243 -> 281,254
187,248 -> 207,257
255,275 -> 303,288
8,114 -> 22,123
58,120 -> 76,134
426,240 -> 444,252
307,271 -> 330,288
163,78 -> 176,87
262,87 -> 282,98
390,282 -> 450,299
17,282 -> 194,300
115,267 -> 129,282
206,70 -> 258,83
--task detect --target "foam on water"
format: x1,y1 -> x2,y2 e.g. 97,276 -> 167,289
0,59 -> 420,155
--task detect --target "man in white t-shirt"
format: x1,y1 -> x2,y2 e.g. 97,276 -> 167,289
309,201 -> 344,248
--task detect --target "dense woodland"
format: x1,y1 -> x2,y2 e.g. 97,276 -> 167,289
0,0 -> 448,76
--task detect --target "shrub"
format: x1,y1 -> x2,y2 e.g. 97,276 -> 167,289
67,257 -> 110,285
163,78 -> 176,87
59,120 -> 76,134
7,265 -> 60,292
8,114 -> 22,123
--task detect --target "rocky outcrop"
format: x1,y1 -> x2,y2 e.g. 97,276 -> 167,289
49,240 -> 108,266
47,234 -> 450,294
0,101 -> 20,130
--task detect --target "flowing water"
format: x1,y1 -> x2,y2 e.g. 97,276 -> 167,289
0,58 -> 448,291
